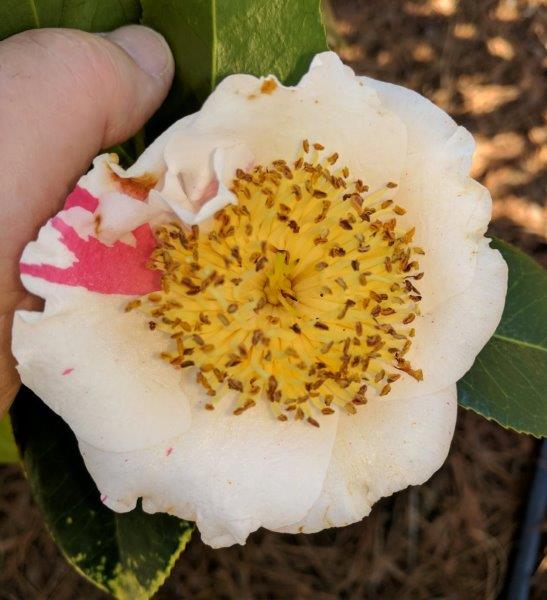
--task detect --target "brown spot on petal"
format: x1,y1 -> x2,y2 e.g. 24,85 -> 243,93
260,78 -> 278,94
110,171 -> 158,201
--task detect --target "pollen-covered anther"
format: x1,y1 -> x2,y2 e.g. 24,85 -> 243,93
134,142 -> 423,424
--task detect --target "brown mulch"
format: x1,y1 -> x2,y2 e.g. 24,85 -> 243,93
1,1 -> 545,598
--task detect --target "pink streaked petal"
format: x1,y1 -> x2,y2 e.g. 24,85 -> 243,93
20,217 -> 160,295
64,186 -> 99,212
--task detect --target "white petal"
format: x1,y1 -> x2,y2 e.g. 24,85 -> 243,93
12,291 -> 190,452
279,385 -> 457,534
390,238 -> 507,399
78,397 -> 339,548
360,77 -> 458,153
96,191 -> 168,245
159,51 -> 406,224
362,77 -> 492,311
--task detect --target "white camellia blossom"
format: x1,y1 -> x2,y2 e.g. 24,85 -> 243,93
13,52 -> 507,548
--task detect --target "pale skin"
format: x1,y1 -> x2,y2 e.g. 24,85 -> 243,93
0,26 -> 175,415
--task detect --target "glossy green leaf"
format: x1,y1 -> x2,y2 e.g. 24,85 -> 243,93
458,238 -> 547,437
11,388 -> 193,599
141,0 -> 328,133
0,0 -> 140,41
0,414 -> 18,464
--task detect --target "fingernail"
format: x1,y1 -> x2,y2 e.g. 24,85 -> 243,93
103,25 -> 173,78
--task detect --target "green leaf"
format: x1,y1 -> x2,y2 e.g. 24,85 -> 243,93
11,388 -> 193,599
141,0 -> 328,133
0,0 -> 140,41
0,414 -> 19,464
458,238 -> 547,437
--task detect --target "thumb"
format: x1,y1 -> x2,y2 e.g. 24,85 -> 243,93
0,25 -> 174,182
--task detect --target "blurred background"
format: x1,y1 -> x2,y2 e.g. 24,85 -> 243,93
0,0 -> 545,598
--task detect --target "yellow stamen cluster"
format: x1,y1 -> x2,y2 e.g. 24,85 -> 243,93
133,142 -> 424,425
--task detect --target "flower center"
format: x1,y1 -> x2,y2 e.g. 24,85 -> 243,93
130,141 -> 424,425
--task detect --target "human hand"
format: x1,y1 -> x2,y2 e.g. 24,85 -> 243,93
0,25 -> 174,415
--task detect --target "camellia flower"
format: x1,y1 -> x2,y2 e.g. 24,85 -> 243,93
13,52 -> 507,548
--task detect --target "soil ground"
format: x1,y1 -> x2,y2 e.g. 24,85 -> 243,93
0,1 -> 545,598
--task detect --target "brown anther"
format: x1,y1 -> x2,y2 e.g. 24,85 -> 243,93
291,184 -> 302,199
192,334 -> 205,346
217,313 -> 230,326
339,218 -> 353,230
288,220 -> 300,233
125,299 -> 141,312
321,340 -> 334,354
345,402 -> 357,415
227,378 -> 244,392
251,330 -> 263,346
329,246 -> 346,257
255,256 -> 268,271
371,305 -> 381,318
335,277 -> 347,290
337,299 -> 356,319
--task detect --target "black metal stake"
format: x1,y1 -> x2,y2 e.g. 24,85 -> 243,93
506,439 -> 547,600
